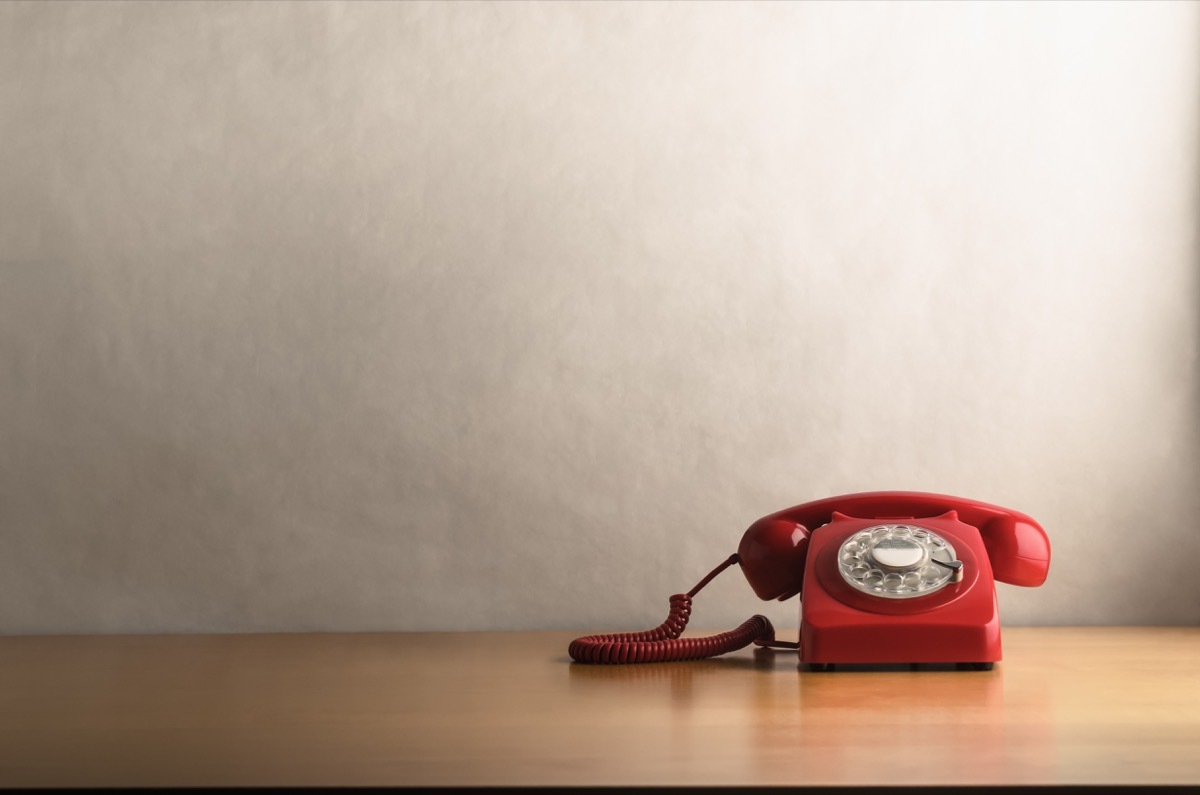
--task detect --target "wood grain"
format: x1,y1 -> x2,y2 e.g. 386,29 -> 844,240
0,627 -> 1197,787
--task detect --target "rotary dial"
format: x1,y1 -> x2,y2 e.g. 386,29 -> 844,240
837,524 -> 962,599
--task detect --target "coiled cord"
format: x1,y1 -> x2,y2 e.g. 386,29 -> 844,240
568,554 -> 784,664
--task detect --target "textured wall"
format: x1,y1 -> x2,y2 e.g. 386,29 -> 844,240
1,1 -> 1197,634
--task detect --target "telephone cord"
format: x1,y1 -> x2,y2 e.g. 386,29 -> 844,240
567,554 -> 792,664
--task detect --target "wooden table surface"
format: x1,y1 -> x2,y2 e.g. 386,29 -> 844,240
0,627 -> 1197,788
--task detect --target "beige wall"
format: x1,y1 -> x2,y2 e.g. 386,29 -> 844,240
1,1 -> 1198,634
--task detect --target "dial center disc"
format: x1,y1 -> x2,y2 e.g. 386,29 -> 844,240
870,537 -> 925,568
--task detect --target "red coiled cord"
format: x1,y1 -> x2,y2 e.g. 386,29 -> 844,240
568,554 -> 789,664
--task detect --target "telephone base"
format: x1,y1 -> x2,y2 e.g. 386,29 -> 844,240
797,513 -> 1004,669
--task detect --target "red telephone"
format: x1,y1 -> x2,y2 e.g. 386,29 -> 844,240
569,491 -> 1050,670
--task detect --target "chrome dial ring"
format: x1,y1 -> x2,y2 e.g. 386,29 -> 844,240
837,524 -> 959,599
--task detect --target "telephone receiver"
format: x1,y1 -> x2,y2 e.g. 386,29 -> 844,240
569,491 -> 1050,669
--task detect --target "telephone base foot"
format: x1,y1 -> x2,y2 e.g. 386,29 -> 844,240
800,661 -> 996,672
959,661 -> 994,671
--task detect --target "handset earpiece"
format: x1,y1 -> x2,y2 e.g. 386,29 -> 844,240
737,516 -> 812,601
979,513 -> 1051,586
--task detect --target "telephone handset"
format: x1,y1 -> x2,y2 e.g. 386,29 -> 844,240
569,491 -> 1050,668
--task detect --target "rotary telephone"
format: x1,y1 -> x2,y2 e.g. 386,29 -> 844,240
569,491 -> 1050,669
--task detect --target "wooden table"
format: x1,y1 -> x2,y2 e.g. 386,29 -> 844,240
0,627 -> 1197,789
